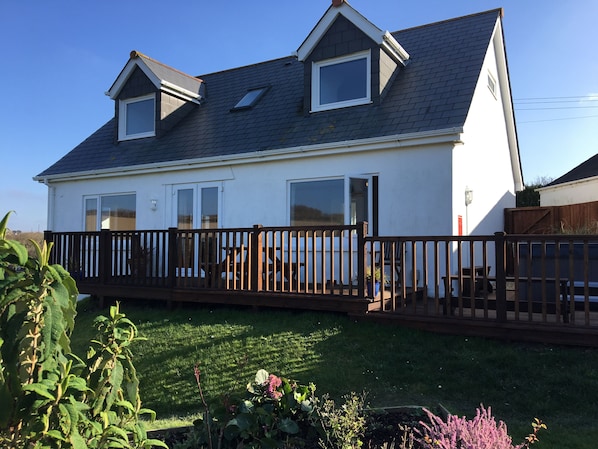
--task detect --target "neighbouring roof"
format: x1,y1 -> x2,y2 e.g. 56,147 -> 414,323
36,9 -> 502,179
545,153 -> 598,187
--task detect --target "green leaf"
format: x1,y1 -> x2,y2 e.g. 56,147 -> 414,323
138,408 -> 156,421
46,429 -> 67,441
143,439 -> 169,448
279,417 -> 300,434
113,399 -> 135,413
106,361 -> 124,409
0,212 -> 12,239
22,383 -> 56,400
3,240 -> 28,266
69,431 -> 88,449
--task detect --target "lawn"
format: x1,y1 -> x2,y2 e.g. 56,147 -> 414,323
71,297 -> 598,448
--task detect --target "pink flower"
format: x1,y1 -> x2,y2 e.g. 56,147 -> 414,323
266,374 -> 283,400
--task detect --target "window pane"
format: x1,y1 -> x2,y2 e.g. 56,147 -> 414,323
100,194 -> 136,230
177,189 -> 194,229
201,187 -> 218,229
320,58 -> 367,105
234,88 -> 266,109
85,198 -> 97,231
126,98 -> 154,135
350,178 -> 368,225
291,180 -> 343,226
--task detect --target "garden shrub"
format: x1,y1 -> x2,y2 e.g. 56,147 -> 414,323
184,367 -> 321,449
415,405 -> 545,449
182,366 -> 374,449
0,212 -> 165,449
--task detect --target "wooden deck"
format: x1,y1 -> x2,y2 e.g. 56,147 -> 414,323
46,225 -> 598,347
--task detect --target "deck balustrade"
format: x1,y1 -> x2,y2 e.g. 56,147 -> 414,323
44,224 -> 598,346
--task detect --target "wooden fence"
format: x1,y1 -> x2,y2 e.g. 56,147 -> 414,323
505,201 -> 598,234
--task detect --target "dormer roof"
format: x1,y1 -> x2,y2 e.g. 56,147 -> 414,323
296,0 -> 409,65
106,50 -> 204,104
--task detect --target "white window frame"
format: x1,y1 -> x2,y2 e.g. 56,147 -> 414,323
288,175 -> 373,228
118,94 -> 156,141
311,51 -> 371,112
83,193 -> 137,231
170,182 -> 223,229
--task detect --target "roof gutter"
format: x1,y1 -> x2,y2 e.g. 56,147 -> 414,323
34,127 -> 464,183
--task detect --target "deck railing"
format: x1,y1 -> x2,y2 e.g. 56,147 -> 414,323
45,223 -> 367,296
45,226 -> 598,331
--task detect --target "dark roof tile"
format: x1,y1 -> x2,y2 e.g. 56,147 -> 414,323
547,154 -> 598,186
37,9 -> 501,178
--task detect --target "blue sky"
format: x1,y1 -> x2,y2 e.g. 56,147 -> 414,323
1,0 -> 597,231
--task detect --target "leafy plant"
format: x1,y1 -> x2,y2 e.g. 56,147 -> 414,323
415,405 -> 545,449
366,266 -> 382,282
0,211 -> 166,449
317,391 -> 367,449
184,368 -> 320,449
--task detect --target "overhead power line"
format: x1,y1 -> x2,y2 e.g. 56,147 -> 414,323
514,95 -> 598,101
518,114 -> 598,124
517,106 -> 598,111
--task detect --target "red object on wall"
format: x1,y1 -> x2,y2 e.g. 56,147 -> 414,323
458,215 -> 463,236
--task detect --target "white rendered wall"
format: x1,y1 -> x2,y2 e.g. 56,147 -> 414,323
455,26 -> 517,236
46,140 -> 455,236
539,178 -> 598,206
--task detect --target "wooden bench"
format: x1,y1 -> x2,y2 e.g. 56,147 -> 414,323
560,281 -> 598,312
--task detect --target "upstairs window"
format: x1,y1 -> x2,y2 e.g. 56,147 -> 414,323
118,94 -> 155,140
312,51 -> 371,112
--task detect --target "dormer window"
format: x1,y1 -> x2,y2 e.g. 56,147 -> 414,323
311,50 -> 371,112
118,94 -> 155,140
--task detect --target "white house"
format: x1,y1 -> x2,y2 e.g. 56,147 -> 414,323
538,153 -> 598,206
35,1 -> 522,237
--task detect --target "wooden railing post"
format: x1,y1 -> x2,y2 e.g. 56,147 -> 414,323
495,232 -> 507,322
251,225 -> 263,292
99,229 -> 111,284
167,227 -> 178,288
357,222 -> 367,298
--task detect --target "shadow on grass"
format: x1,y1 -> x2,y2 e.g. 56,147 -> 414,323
71,297 -> 598,448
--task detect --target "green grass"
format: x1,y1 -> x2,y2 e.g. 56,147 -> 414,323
71,297 -> 598,448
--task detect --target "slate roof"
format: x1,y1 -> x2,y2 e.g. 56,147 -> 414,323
107,51 -> 204,100
546,153 -> 598,187
37,9 -> 502,178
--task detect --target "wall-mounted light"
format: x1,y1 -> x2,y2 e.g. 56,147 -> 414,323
464,186 -> 473,206
150,199 -> 157,211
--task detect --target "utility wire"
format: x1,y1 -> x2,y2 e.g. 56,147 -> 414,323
513,95 -> 598,123
514,95 -> 597,101
518,114 -> 598,124
517,106 -> 598,110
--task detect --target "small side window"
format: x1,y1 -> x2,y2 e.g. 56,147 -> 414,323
487,71 -> 497,98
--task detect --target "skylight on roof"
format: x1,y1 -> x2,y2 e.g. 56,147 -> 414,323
232,87 -> 269,110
